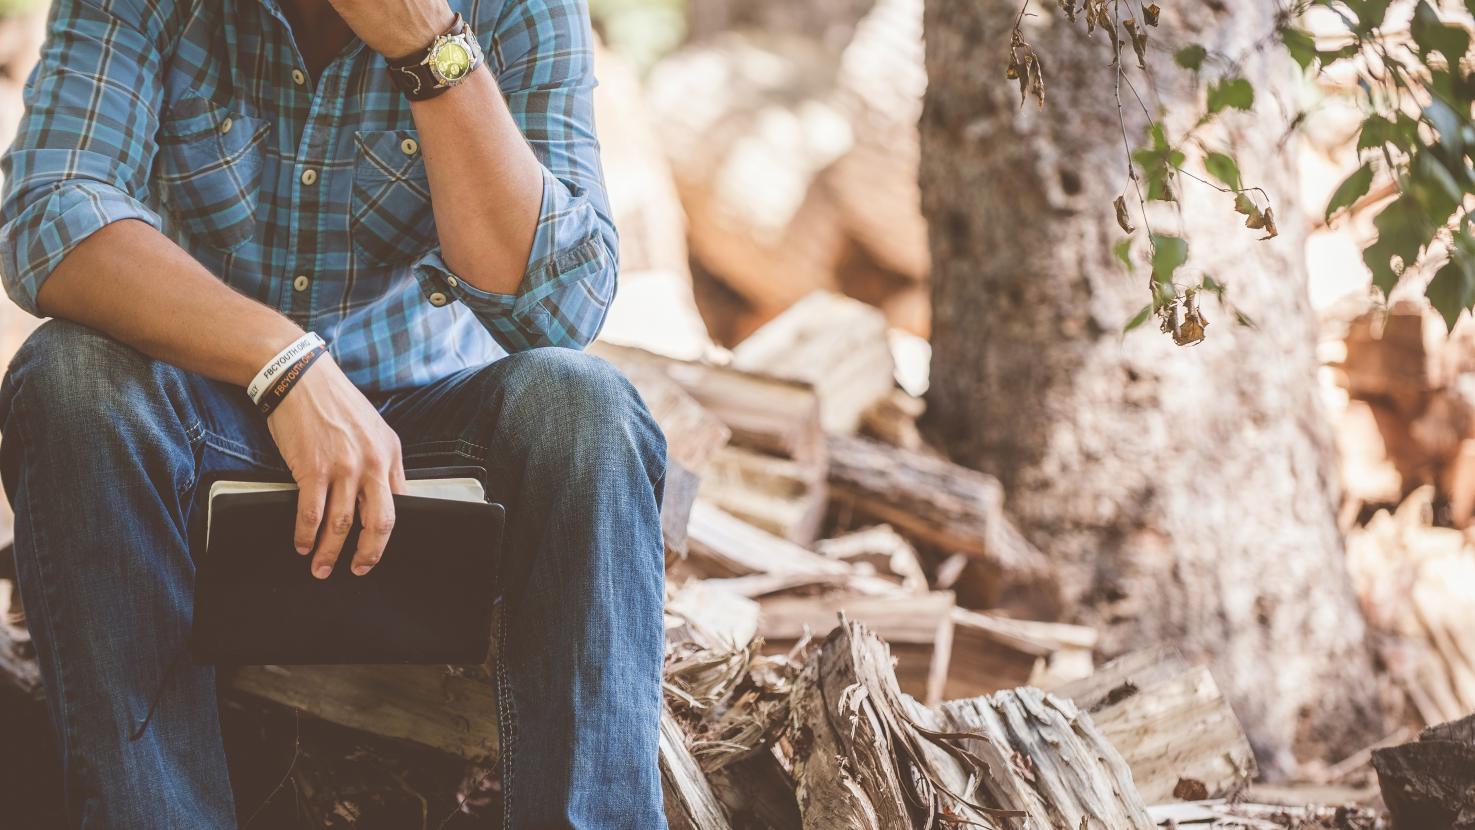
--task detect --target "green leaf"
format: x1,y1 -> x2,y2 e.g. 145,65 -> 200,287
1201,274 -> 1225,295
1113,237 -> 1135,271
1425,253 -> 1475,330
1364,196 -> 1433,295
1281,27 -> 1317,71
1358,113 -> 1420,152
1411,1 -> 1471,66
1150,233 -> 1189,284
1204,152 -> 1241,189
1123,303 -> 1154,334
1325,163 -> 1374,222
1175,44 -> 1208,71
1207,77 -> 1255,114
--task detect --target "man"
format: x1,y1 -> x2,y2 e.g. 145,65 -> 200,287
0,0 -> 668,826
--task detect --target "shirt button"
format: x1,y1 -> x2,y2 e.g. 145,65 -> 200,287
428,291 -> 449,307
219,116 -> 233,134
291,68 -> 306,86
400,137 -> 419,156
293,274 -> 311,292
446,276 -> 459,288
300,168 -> 317,186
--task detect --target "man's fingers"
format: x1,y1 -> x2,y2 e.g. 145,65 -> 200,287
310,475 -> 359,579
351,477 -> 396,576
294,477 -> 329,555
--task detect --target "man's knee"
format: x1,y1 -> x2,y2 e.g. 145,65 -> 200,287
3,319 -> 186,435
494,348 -> 667,473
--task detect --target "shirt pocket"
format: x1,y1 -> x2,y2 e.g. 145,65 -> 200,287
350,129 -> 437,265
155,94 -> 269,253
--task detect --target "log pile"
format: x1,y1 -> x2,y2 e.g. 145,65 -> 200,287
0,287 -> 1288,826
1327,300 -> 1475,729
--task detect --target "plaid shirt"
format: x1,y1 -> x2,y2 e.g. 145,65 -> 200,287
0,0 -> 617,392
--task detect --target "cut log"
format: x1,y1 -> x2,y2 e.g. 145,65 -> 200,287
1338,300 -> 1444,416
786,616 -> 1154,828
858,388 -> 931,454
660,706 -> 734,830
699,445 -> 827,545
681,500 -> 850,581
1372,714 -> 1475,830
592,343 -> 826,465
229,663 -> 499,762
826,433 -> 1059,615
933,690 -> 1156,829
665,580 -> 762,652
758,591 -> 954,704
730,291 -> 896,434
1053,647 -> 1257,804
944,608 -> 1096,701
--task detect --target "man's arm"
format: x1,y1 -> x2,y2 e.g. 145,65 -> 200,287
0,0 -> 404,580
331,0 -> 619,353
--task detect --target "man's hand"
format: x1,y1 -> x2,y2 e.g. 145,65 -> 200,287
326,0 -> 457,59
267,357 -> 407,579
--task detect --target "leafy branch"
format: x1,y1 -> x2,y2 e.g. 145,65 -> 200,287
1007,0 -> 1475,343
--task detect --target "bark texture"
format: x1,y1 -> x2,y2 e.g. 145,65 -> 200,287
919,0 -> 1382,769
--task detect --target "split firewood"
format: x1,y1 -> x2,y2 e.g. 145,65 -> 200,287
826,433 -> 1060,616
945,608 -> 1096,701
1372,713 -> 1475,830
645,33 -> 851,321
1052,646 -> 1257,804
1337,300 -> 1444,417
699,445 -> 828,545
589,38 -> 715,362
592,342 -> 826,465
731,291 -> 897,434
859,388 -> 932,454
660,705 -> 734,830
679,501 -> 896,600
605,361 -> 731,559
705,751 -> 802,830
0,552 -> 40,699
786,615 -> 1154,828
814,523 -> 928,592
758,590 -> 955,704
665,580 -> 761,652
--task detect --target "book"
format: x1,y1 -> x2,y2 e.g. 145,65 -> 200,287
191,467 -> 505,665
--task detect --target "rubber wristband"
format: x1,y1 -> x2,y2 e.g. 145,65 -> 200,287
257,346 -> 328,417
247,332 -> 326,404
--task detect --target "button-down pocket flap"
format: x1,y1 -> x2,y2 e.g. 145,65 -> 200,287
157,94 -> 268,253
350,129 -> 437,265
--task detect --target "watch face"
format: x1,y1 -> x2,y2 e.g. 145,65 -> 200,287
432,40 -> 472,81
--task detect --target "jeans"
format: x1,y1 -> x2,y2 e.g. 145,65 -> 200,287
0,319 -> 669,830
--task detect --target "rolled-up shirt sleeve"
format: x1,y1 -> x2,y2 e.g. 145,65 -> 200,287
0,0 -> 165,317
418,0 -> 617,353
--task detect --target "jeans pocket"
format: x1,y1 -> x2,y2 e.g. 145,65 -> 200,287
350,128 -> 438,265
156,93 -> 268,253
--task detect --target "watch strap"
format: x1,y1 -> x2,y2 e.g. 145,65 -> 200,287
384,13 -> 482,102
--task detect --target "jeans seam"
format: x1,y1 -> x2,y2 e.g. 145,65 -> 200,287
200,428 -> 286,472
495,605 -> 516,830
401,439 -> 490,464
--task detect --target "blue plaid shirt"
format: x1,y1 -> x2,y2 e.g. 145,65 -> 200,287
0,0 -> 617,392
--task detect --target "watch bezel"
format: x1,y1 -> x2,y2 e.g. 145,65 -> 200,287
421,31 -> 480,87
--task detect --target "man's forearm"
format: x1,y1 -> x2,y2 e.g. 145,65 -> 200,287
410,64 -> 544,296
36,219 -> 304,387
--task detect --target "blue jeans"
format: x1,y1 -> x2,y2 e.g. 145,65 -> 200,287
0,319 -> 669,829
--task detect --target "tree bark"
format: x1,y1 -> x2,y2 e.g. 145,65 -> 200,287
919,0 -> 1382,769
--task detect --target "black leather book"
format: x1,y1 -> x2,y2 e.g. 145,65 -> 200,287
191,466 -> 505,665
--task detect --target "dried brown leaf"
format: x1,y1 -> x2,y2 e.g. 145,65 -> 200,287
1114,195 -> 1136,234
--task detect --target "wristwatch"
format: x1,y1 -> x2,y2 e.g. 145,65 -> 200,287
385,13 -> 484,102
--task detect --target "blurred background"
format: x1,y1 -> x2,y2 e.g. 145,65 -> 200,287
0,0 -> 1471,825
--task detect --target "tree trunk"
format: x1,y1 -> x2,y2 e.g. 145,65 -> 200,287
919,0 -> 1382,770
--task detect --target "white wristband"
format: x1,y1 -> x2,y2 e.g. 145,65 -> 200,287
247,332 -> 326,404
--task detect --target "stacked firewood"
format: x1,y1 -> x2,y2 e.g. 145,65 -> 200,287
0,289 -> 1278,827
1326,300 -> 1475,729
